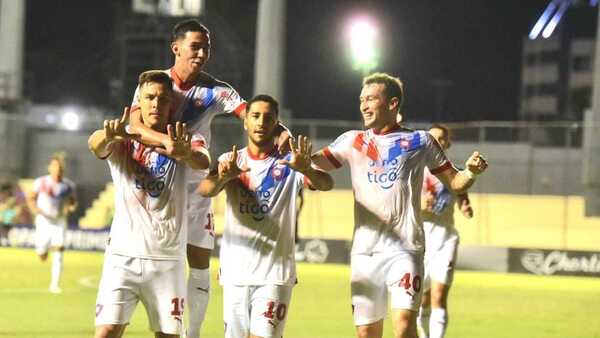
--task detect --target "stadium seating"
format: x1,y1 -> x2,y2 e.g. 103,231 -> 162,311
78,183 -> 114,229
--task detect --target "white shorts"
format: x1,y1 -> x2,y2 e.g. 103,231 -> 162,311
94,254 -> 186,335
351,251 -> 424,326
423,222 -> 459,289
186,192 -> 215,249
34,214 -> 66,254
223,284 -> 293,338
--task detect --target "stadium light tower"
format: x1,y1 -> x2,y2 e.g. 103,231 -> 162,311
529,0 -> 597,39
348,18 -> 379,76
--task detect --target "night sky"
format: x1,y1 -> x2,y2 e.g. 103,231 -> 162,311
24,0 -> 596,122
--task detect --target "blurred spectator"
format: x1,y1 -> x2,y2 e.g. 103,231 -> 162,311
0,178 -> 31,246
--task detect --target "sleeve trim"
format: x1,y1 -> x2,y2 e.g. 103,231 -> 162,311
323,147 -> 342,169
233,102 -> 247,118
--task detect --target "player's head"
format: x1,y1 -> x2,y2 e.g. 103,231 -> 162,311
243,94 -> 279,147
360,72 -> 404,129
171,19 -> 211,75
429,124 -> 451,150
48,154 -> 65,179
138,70 -> 173,131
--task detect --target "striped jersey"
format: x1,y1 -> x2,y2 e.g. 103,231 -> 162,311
320,126 -> 451,254
218,148 -> 306,286
131,69 -> 246,229
422,167 -> 457,227
104,138 -> 199,260
32,175 -> 76,224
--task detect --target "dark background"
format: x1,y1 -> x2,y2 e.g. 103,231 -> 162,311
23,0 -> 597,122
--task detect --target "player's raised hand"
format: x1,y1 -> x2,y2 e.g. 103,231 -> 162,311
103,106 -> 132,143
218,145 -> 249,180
465,151 -> 488,175
155,122 -> 193,161
278,135 -> 313,173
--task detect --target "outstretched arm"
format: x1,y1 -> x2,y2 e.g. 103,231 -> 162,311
198,145 -> 249,197
434,151 -> 488,194
88,107 -> 131,159
279,135 -> 334,191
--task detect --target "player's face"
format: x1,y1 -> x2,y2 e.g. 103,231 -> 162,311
359,83 -> 397,129
173,31 -> 210,75
429,128 -> 451,150
48,159 -> 64,178
244,101 -> 278,146
139,82 -> 172,131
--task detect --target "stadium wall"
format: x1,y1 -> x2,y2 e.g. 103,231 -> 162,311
5,226 -> 600,278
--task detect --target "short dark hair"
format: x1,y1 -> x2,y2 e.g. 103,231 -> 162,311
246,94 -> 279,116
138,71 -> 173,92
363,72 -> 404,110
172,19 -> 210,42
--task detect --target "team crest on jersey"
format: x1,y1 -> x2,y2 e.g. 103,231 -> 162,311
272,165 -> 286,181
193,98 -> 204,108
238,159 -> 291,221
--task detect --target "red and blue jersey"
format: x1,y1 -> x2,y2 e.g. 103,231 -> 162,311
217,148 -> 307,286
320,126 -> 452,254
130,69 -> 246,224
422,167 -> 456,227
104,139 -> 191,260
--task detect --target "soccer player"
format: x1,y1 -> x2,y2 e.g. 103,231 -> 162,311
417,124 -> 474,338
198,94 -> 333,338
126,20 -> 291,338
312,73 -> 488,338
26,155 -> 77,294
88,71 -> 210,338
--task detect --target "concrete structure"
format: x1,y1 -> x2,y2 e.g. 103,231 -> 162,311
520,36 -> 595,121
253,0 -> 287,117
0,0 -> 26,178
0,0 -> 25,101
582,4 -> 600,217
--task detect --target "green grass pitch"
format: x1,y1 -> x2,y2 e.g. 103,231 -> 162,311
1,247 -> 599,338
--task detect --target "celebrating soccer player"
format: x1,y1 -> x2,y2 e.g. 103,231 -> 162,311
125,20 -> 291,338
88,71 -> 210,338
312,73 -> 488,338
417,124 -> 474,338
198,94 -> 332,338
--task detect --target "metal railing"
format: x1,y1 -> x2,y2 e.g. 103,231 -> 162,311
2,111 -> 599,250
